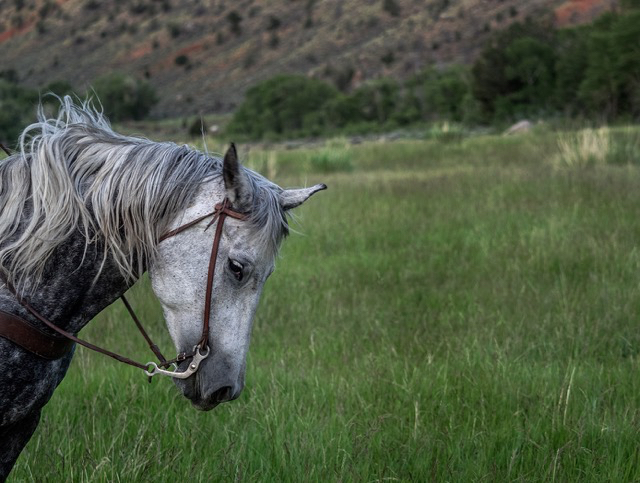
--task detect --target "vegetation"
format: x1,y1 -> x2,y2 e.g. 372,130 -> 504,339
226,74 -> 339,139
1,5 -> 638,144
227,10 -> 243,35
228,6 -> 640,141
92,72 -> 158,122
0,72 -> 157,146
10,126 -> 640,480
0,76 -> 38,146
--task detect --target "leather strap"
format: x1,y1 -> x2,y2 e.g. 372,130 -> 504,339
1,277 -> 151,369
200,199 -> 247,349
0,309 -> 74,359
0,198 -> 248,372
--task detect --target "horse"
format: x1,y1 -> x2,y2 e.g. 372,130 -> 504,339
0,97 -> 325,480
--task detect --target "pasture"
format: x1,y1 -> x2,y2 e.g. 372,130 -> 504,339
9,126 -> 640,481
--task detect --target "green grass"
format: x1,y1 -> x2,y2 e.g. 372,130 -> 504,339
10,127 -> 640,481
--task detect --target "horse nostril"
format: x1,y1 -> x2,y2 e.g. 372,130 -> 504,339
212,385 -> 233,403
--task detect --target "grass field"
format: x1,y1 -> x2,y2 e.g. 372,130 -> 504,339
9,125 -> 640,481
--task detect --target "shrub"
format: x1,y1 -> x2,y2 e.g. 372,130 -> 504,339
91,73 -> 158,121
413,66 -> 473,122
45,80 -> 75,97
382,0 -> 401,17
227,74 -> 338,139
0,79 -> 38,146
167,22 -> 181,38
267,15 -> 281,31
471,19 -> 557,122
188,117 -> 207,138
227,11 -> 243,35
175,54 -> 189,66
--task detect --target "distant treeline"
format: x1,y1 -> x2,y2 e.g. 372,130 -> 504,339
0,72 -> 156,147
1,5 -> 638,146
228,6 -> 640,140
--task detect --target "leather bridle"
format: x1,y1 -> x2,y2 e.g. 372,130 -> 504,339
1,196 -> 248,380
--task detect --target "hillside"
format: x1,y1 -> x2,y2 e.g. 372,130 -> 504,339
0,0 -> 617,119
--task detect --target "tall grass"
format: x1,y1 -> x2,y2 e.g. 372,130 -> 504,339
555,127 -> 611,168
554,126 -> 640,168
10,126 -> 640,481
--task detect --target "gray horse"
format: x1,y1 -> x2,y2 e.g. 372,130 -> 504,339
0,98 -> 325,480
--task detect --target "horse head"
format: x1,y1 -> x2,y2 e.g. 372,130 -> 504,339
149,144 -> 325,410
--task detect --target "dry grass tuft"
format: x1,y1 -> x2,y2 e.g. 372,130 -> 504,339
554,127 -> 611,168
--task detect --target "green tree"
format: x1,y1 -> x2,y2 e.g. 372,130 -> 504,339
414,66 -> 472,122
91,73 -> 158,121
578,11 -> 640,120
503,36 -> 556,115
554,26 -> 590,115
227,75 -> 338,139
227,11 -> 243,35
45,80 -> 75,97
0,79 -> 38,146
471,19 -> 556,121
324,78 -> 401,128
621,0 -> 640,10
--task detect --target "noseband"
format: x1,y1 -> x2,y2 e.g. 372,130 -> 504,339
1,197 -> 247,380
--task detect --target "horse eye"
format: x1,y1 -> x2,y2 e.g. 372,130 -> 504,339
228,259 -> 244,281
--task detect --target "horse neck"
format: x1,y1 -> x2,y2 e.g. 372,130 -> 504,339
0,229 -> 131,335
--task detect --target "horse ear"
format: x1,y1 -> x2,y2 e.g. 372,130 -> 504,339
223,143 -> 253,211
279,184 -> 327,211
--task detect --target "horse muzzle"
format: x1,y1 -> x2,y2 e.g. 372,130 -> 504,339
174,355 -> 245,411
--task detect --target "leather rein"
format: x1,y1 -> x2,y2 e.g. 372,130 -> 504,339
0,172 -> 248,380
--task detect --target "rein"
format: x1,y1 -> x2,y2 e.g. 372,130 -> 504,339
1,197 -> 248,380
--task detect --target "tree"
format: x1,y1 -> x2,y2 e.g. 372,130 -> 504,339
503,36 -> 556,115
0,79 -> 38,146
471,19 -> 557,121
91,73 -> 158,121
45,80 -> 75,97
554,26 -> 590,115
578,11 -> 640,120
227,75 -> 338,139
324,78 -> 401,127
415,66 -> 472,122
227,11 -> 243,35
382,0 -> 401,17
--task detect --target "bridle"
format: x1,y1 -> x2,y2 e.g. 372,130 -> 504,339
1,195 -> 248,380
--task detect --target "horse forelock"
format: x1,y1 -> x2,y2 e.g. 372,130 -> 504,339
244,171 -> 290,260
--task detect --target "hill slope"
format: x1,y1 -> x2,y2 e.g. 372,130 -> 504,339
0,0 -> 617,118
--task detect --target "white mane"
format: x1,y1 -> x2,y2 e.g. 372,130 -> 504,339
0,97 -> 288,290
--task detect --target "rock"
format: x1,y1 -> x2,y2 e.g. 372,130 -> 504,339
504,120 -> 533,135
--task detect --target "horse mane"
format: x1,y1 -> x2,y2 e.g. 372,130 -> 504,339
0,97 -> 288,290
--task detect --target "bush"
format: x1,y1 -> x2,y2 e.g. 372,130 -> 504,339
45,80 -> 75,97
471,19 -> 557,122
0,79 -> 38,146
91,73 -> 158,121
411,66 -> 473,122
226,74 -> 339,139
188,117 -> 207,138
227,11 -> 243,35
175,54 -> 189,66
382,0 -> 401,17
577,11 -> 640,120
324,78 -> 401,128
